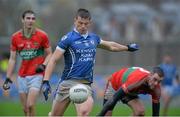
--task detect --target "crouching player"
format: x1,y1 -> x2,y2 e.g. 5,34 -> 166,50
98,67 -> 164,116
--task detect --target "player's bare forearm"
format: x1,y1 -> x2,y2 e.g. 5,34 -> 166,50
6,59 -> 16,78
43,47 -> 52,65
43,49 -> 63,81
6,51 -> 16,78
43,58 -> 56,81
106,42 -> 128,52
98,40 -> 128,52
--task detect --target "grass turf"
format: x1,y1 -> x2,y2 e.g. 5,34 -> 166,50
0,101 -> 180,116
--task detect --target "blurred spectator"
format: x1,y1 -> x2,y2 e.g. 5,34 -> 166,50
125,15 -> 139,42
160,2 -> 180,40
170,21 -> 180,38
159,55 -> 180,116
163,19 -> 174,39
92,0 -> 113,35
149,16 -> 165,42
101,15 -> 122,42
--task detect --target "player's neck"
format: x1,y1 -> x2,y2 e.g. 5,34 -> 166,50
23,26 -> 35,39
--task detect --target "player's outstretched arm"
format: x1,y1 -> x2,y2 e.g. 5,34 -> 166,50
42,48 -> 64,101
97,40 -> 139,52
43,48 -> 63,81
3,51 -> 16,90
97,88 -> 126,116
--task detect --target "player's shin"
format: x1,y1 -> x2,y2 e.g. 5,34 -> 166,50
98,88 -> 126,116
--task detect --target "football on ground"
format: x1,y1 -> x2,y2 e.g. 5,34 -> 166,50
69,84 -> 89,104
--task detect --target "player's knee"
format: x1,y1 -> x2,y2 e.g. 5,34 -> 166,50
23,107 -> 28,114
78,109 -> 90,116
134,108 -> 145,116
80,111 -> 89,116
27,103 -> 35,110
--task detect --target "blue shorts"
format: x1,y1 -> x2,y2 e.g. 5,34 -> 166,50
17,75 -> 43,93
163,85 -> 180,97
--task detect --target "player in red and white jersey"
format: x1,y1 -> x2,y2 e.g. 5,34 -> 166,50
98,66 -> 164,116
2,10 -> 52,116
10,28 -> 51,76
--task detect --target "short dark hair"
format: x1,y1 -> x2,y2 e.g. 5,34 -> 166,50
22,10 -> 35,19
76,8 -> 91,20
153,67 -> 164,77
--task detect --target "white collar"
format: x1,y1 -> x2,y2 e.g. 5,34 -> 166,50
74,28 -> 88,39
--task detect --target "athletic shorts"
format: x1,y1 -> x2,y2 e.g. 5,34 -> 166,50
54,79 -> 93,102
104,81 -> 138,104
17,75 -> 43,93
162,85 -> 180,97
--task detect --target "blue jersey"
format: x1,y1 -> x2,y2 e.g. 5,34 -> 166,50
160,63 -> 177,86
57,29 -> 101,83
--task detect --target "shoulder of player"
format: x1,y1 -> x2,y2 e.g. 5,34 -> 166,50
35,28 -> 48,36
12,29 -> 22,37
67,31 -> 74,38
60,31 -> 74,41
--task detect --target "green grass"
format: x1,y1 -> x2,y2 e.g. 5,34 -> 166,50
0,101 -> 180,116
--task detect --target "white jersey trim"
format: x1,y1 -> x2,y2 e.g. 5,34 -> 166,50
56,46 -> 65,53
66,47 -> 76,78
99,38 -> 102,44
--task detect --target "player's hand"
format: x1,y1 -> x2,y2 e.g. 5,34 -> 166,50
3,78 -> 13,90
127,43 -> 139,52
36,64 -> 46,73
42,80 -> 51,101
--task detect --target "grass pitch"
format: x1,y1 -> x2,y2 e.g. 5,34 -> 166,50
0,101 -> 180,116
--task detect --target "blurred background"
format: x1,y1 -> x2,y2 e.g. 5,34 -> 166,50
0,0 -> 180,116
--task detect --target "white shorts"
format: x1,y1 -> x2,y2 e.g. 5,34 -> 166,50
17,75 -> 43,93
54,80 -> 93,102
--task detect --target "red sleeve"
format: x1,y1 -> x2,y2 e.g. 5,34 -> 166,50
41,33 -> 50,48
122,72 -> 149,93
10,35 -> 17,51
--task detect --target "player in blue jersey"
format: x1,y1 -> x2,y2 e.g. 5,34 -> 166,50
159,55 -> 180,116
41,8 -> 139,116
